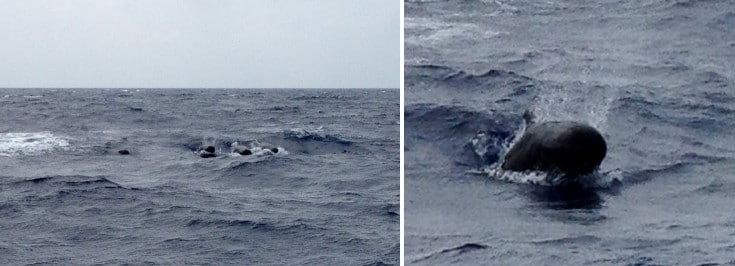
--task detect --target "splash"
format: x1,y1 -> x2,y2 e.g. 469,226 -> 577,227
0,132 -> 71,157
476,166 -> 550,185
468,115 -> 527,165
528,84 -> 615,133
476,165 -> 623,189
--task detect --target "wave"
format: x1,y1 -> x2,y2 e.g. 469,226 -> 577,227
405,103 -> 522,167
1,175 -> 141,208
405,64 -> 541,121
185,218 -> 274,231
277,128 -> 371,156
382,203 -> 400,218
405,64 -> 536,93
442,68 -> 533,84
9,175 -> 129,190
693,70 -> 733,87
531,235 -> 602,245
412,243 -> 489,264
709,11 -> 735,32
613,89 -> 734,135
691,177 -> 735,194
288,94 -> 356,101
184,216 -> 332,237
221,157 -> 294,175
670,0 -> 724,9
283,128 -> 353,145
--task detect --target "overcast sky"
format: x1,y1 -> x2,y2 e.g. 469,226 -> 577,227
0,0 -> 399,88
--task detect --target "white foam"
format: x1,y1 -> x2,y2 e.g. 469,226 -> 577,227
249,146 -> 289,157
476,165 -> 623,188
468,120 -> 526,164
0,132 -> 71,157
477,166 -> 551,185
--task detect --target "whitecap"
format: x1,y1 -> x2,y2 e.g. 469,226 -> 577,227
0,132 -> 71,157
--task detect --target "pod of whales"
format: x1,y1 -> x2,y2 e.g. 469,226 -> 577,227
195,142 -> 281,158
501,120 -> 607,179
232,143 -> 279,156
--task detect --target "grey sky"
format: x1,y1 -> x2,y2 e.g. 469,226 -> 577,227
0,0 -> 399,88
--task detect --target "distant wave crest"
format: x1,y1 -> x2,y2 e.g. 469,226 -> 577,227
283,128 -> 353,145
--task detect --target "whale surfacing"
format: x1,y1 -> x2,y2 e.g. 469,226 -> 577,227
231,141 -> 279,156
501,121 -> 607,178
198,145 -> 217,158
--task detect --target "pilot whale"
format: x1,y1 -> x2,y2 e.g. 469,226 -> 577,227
501,120 -> 607,179
232,142 -> 279,156
197,145 -> 217,158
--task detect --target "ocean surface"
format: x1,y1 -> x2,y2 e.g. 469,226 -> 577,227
0,88 -> 399,265
405,0 -> 735,265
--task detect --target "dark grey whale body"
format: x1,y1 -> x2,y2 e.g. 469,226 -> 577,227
232,144 -> 278,156
198,145 -> 217,158
501,121 -> 607,178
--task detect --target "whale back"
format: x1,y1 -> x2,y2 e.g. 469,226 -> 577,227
502,121 -> 606,176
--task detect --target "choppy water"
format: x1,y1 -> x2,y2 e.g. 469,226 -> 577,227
405,0 -> 735,265
0,88 -> 399,265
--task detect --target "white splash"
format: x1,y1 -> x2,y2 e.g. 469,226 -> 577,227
477,165 -> 623,188
477,166 -> 551,185
468,119 -> 526,164
0,132 -> 71,157
528,84 -> 615,133
285,126 -> 325,137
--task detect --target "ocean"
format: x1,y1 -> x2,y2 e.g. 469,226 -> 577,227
0,88 -> 399,265
405,0 -> 735,265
